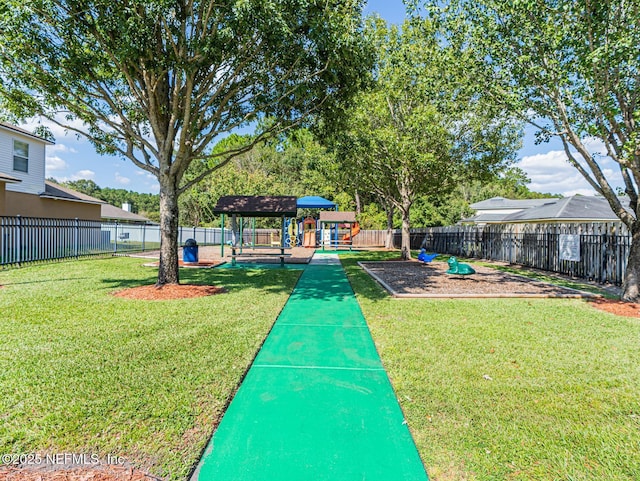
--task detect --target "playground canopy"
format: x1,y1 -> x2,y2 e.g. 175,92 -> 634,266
213,196 -> 297,217
319,211 -> 357,224
297,196 -> 337,210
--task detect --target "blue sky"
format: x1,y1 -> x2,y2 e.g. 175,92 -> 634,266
21,0 -> 606,197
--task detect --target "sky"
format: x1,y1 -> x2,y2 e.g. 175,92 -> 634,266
19,0 -> 611,197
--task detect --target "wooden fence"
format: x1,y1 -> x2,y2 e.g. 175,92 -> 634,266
418,222 -> 631,286
353,229 -> 389,247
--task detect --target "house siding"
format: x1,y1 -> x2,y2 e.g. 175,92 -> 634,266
4,191 -> 101,220
0,127 -> 46,196
0,183 -> 6,216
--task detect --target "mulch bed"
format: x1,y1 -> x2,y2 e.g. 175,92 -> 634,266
113,284 -> 225,300
0,465 -> 158,481
590,298 -> 640,318
360,260 -> 640,317
360,260 -> 595,298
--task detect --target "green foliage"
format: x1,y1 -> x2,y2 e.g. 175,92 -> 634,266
0,0 -> 372,283
178,128 -> 343,226
327,18 -> 522,255
429,0 -> 640,226
55,179 -> 161,221
429,0 -> 640,299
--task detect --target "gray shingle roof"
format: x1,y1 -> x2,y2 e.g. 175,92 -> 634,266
470,197 -> 557,210
502,196 -> 627,222
41,181 -> 104,205
101,204 -> 154,223
461,213 -> 514,223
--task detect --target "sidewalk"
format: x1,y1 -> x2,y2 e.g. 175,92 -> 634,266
192,253 -> 429,480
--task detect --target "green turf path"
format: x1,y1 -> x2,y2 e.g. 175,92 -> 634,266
193,254 -> 428,480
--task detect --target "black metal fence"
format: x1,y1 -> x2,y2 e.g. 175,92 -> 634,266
416,223 -> 631,286
0,216 -> 230,267
3,216 -> 633,286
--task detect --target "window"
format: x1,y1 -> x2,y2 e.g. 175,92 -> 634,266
13,140 -> 29,173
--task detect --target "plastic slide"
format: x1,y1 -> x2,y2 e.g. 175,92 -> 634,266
342,222 -> 361,242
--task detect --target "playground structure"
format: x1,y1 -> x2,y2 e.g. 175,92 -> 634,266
212,195 -> 361,260
319,211 -> 360,250
213,195 -> 298,266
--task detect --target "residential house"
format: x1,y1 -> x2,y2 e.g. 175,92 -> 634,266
465,195 -> 627,225
464,197 -> 557,224
101,203 -> 155,224
0,122 -> 103,219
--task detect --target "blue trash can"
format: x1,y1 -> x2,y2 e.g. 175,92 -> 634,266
183,238 -> 199,263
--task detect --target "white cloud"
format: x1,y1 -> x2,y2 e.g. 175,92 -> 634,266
145,182 -> 160,194
115,172 -> 131,185
20,116 -> 90,145
47,143 -> 78,155
135,170 -> 157,181
72,170 -> 96,181
582,136 -> 607,155
518,147 -> 625,197
45,155 -> 68,172
519,150 -> 596,196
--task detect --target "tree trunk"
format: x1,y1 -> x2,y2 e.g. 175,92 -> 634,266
157,176 -> 180,286
355,190 -> 361,216
622,222 -> 640,302
385,205 -> 395,249
400,205 -> 411,260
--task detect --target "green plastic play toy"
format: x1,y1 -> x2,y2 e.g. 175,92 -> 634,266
446,256 -> 475,276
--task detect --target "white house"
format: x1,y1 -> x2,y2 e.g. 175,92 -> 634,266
0,122 -> 103,219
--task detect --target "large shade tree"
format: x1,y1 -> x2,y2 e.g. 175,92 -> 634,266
331,18 -> 521,258
426,0 -> 640,300
0,0 -> 370,285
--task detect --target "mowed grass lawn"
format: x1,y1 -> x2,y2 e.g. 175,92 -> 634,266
0,257 -> 301,479
342,252 -> 640,481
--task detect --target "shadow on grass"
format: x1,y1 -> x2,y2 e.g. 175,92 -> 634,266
101,264 -> 302,296
2,277 -> 91,286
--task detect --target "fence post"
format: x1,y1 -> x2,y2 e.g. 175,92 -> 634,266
114,221 -> 118,254
220,214 -> 225,258
142,224 -> 146,252
15,215 -> 21,266
74,218 -> 79,258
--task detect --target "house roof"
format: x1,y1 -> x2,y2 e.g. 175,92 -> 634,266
460,213 -> 514,224
0,172 -> 22,184
41,181 -> 105,205
212,196 -> 297,217
319,211 -> 357,223
501,196 -> 627,223
470,197 -> 557,211
0,121 -> 55,145
101,204 -> 154,224
297,196 -> 337,209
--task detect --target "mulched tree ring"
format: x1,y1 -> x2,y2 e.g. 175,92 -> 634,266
113,284 -> 225,300
589,298 -> 640,318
